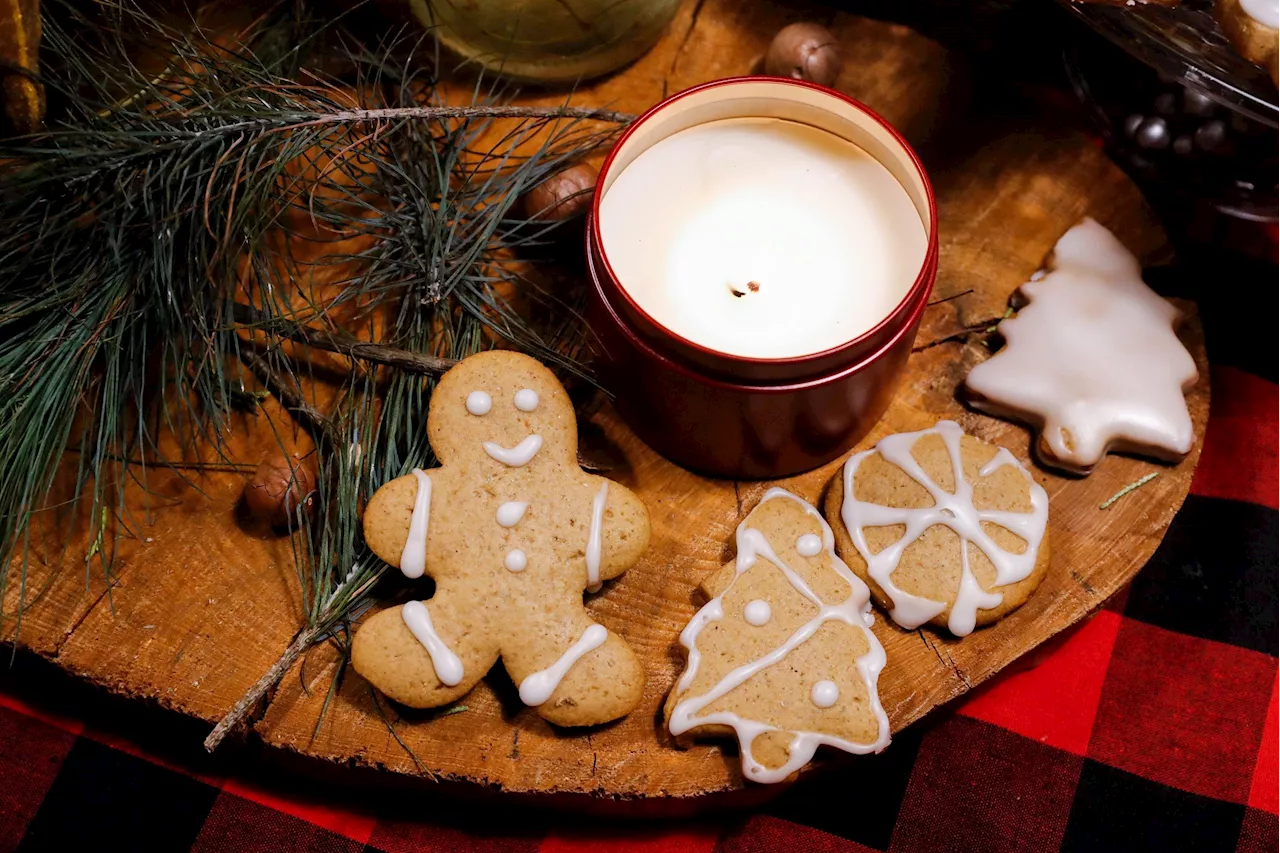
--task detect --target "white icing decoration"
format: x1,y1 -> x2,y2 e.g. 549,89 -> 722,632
585,481 -> 608,593
811,680 -> 839,708
482,434 -> 543,467
399,469 -> 432,579
796,533 -> 822,557
1241,0 -> 1279,29
518,623 -> 608,706
965,218 -> 1197,471
743,599 -> 772,626
496,501 -> 528,528
504,549 -> 527,572
670,488 -> 890,784
839,420 -> 1049,637
465,390 -> 492,416
514,388 -> 540,412
401,601 -> 464,687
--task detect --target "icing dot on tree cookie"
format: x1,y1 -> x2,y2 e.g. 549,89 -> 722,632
743,599 -> 772,626
810,680 -> 839,708
796,533 -> 822,556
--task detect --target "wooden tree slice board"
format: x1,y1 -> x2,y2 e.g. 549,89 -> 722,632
3,1 -> 1210,806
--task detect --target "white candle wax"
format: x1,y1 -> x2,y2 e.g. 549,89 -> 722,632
599,117 -> 927,359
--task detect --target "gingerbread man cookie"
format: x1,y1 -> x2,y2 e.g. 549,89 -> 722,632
352,351 -> 650,726
666,489 -> 890,784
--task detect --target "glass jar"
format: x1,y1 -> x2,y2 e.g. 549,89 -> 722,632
408,0 -> 681,85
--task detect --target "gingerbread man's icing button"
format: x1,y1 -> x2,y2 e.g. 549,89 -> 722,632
496,501 -> 528,528
352,350 -> 651,729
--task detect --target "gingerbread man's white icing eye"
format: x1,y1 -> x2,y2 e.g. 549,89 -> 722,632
513,388 -> 539,412
466,391 -> 492,416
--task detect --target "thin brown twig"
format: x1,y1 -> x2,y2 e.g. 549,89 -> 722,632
239,105 -> 636,136
234,305 -> 458,376
204,625 -> 318,751
927,288 -> 975,307
238,349 -> 340,447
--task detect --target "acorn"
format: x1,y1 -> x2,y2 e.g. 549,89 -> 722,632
521,163 -> 598,223
243,454 -> 316,527
764,23 -> 842,88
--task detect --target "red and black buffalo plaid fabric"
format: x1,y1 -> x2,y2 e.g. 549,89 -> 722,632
1,263 -> 1276,851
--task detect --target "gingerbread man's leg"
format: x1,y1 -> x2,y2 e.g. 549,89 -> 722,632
352,590 -> 498,709
501,605 -> 644,727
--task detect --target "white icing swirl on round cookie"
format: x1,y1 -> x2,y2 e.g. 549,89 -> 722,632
839,420 -> 1049,637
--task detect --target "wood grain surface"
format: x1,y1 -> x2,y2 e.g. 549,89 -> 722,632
3,0 -> 1209,804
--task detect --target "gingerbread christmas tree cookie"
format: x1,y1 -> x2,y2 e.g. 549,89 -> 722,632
352,351 -> 650,727
824,421 -> 1050,637
665,488 -> 890,784
964,217 -> 1198,475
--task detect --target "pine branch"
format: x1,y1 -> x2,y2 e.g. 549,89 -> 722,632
276,104 -> 636,129
6,0 -> 618,755
234,305 -> 458,375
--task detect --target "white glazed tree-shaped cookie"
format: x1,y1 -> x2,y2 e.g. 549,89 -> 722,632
666,488 -> 890,784
964,217 -> 1198,474
351,351 -> 650,728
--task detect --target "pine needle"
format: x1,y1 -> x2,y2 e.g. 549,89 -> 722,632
1099,473 -> 1159,510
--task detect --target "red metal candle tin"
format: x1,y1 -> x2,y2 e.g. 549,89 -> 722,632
586,77 -> 939,478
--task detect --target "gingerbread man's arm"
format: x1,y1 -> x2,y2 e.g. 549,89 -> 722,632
591,476 -> 651,583
364,468 -> 447,577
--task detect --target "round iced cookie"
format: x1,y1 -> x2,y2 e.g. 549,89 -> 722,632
823,420 -> 1051,638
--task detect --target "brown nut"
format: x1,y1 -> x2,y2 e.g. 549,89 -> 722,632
764,22 -> 843,88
